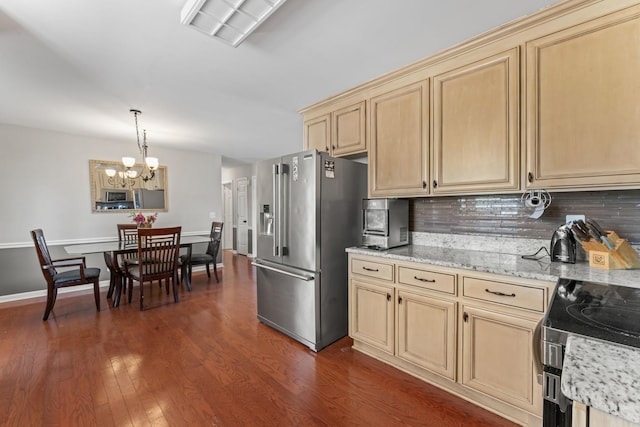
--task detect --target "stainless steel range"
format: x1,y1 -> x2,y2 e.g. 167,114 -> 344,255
542,278 -> 640,426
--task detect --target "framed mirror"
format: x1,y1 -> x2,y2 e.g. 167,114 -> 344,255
90,159 -> 168,212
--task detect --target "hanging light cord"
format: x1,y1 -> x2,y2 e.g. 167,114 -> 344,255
132,109 -> 143,154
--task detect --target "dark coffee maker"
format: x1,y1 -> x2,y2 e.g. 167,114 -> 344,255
550,224 -> 576,263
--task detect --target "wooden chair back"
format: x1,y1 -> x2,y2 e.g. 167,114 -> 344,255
206,221 -> 224,258
116,224 -> 139,269
117,223 -> 138,243
31,228 -> 56,284
135,226 -> 182,282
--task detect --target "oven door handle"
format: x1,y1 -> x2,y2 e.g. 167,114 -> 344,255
533,318 -> 543,385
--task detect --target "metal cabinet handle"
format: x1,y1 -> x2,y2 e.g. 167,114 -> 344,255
433,180 -> 438,188
362,266 -> 379,272
414,276 -> 435,283
386,293 -> 391,301
398,296 -> 403,304
422,181 -> 427,189
528,172 -> 534,183
485,288 -> 516,297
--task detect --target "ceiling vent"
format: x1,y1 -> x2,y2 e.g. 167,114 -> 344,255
180,0 -> 288,48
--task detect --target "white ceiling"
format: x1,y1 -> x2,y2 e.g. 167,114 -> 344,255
0,0 -> 561,166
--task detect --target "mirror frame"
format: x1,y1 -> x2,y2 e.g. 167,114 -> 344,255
89,159 -> 168,213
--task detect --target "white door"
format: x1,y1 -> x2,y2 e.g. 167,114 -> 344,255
237,177 -> 249,255
223,183 -> 233,250
251,175 -> 257,257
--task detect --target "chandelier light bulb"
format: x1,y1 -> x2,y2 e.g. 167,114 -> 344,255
145,157 -> 159,170
122,157 -> 136,168
105,168 -> 116,177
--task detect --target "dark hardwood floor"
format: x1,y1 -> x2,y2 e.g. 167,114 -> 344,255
0,250 -> 517,426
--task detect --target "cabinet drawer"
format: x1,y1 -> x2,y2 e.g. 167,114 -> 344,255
351,258 -> 394,282
398,266 -> 455,294
462,277 -> 544,312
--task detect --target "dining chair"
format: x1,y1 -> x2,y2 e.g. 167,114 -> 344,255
126,226 -> 181,310
117,223 -> 138,243
104,224 -> 138,298
31,229 -> 101,320
180,221 -> 223,284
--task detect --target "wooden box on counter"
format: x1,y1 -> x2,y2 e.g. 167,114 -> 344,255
580,231 -> 640,270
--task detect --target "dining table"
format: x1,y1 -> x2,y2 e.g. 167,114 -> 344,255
64,234 -> 211,307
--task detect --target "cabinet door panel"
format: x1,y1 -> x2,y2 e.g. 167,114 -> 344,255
304,114 -> 330,153
370,80 -> 429,196
461,305 -> 541,414
397,290 -> 456,380
526,8 -> 640,188
350,279 -> 394,354
433,48 -> 519,194
332,101 -> 366,156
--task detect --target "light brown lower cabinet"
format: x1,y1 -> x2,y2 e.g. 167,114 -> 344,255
461,305 -> 541,414
573,402 -> 640,427
348,253 -> 552,427
350,278 -> 395,354
397,288 -> 457,380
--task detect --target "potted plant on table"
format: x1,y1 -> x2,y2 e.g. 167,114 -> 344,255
130,212 -> 158,228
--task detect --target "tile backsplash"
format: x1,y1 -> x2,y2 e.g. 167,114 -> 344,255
410,190 -> 640,244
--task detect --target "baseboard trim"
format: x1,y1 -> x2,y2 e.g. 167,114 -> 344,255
0,263 -> 223,305
0,280 -> 112,304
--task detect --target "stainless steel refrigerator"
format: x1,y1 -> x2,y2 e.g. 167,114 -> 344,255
253,150 -> 367,351
132,189 -> 165,210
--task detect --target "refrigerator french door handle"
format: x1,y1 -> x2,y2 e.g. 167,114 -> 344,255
272,163 -> 279,256
277,162 -> 283,257
251,262 -> 314,281
281,163 -> 289,256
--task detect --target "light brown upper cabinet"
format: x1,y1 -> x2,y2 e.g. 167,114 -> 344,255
525,6 -> 640,189
432,48 -> 520,195
369,79 -> 430,197
303,100 -> 367,157
303,113 -> 331,153
331,101 -> 367,156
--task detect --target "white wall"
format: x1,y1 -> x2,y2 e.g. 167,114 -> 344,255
0,122 -> 222,296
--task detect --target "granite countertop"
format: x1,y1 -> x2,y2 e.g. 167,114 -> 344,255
346,244 -> 640,288
562,335 -> 640,424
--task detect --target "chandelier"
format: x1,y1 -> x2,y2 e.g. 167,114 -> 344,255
105,109 -> 159,187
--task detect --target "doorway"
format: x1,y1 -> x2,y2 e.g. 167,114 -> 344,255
222,183 -> 233,250
236,177 -> 249,255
